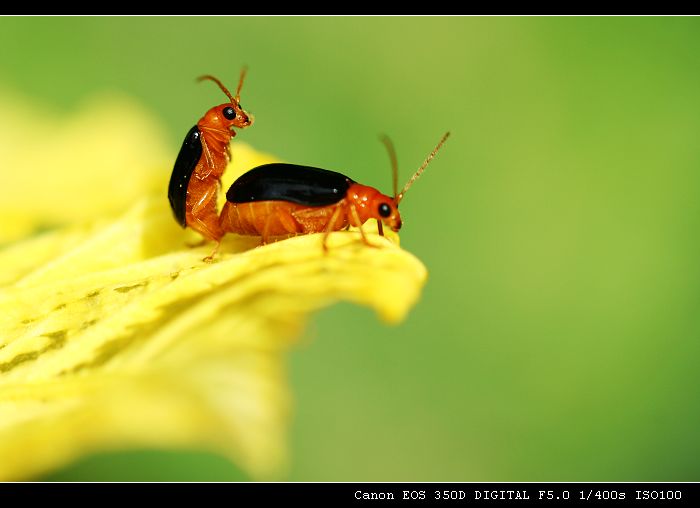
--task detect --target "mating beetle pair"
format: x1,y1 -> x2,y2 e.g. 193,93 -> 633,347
167,69 -> 449,257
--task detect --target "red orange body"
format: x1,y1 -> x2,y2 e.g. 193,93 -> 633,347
185,104 -> 251,241
219,183 -> 401,246
169,71 -> 252,243
219,132 -> 449,250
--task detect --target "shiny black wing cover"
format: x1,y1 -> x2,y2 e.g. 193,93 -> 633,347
168,125 -> 202,227
226,163 -> 354,206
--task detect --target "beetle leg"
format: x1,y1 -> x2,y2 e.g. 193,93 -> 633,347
202,241 -> 220,263
377,221 -> 384,236
188,184 -> 221,241
260,213 -> 274,246
191,184 -> 216,216
196,137 -> 215,180
321,205 -> 344,253
291,205 -> 346,233
190,220 -> 220,243
277,207 -> 300,235
349,205 -> 377,248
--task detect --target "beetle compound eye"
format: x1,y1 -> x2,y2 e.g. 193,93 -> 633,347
378,203 -> 391,218
222,106 -> 236,120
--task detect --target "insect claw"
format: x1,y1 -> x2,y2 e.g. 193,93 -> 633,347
202,241 -> 221,262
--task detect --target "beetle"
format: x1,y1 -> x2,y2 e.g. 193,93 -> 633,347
168,68 -> 253,245
218,132 -> 450,250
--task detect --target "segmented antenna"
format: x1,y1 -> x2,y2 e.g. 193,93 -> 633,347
396,132 -> 450,204
379,134 -> 399,199
197,67 -> 247,103
235,66 -> 248,101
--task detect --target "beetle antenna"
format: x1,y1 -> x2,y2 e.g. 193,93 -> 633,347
235,66 -> 248,101
379,134 -> 399,200
197,74 -> 236,104
396,132 -> 450,204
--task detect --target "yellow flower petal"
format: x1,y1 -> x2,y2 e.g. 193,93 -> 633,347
0,91 -> 171,244
0,101 -> 427,479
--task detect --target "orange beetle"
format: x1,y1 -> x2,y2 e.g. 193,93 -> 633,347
219,132 -> 450,249
168,69 -> 253,245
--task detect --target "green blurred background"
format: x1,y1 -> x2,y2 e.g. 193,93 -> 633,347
2,16 -> 699,481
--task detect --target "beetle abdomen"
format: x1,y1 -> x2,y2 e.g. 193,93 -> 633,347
219,200 -> 349,239
226,163 -> 354,206
168,125 -> 202,227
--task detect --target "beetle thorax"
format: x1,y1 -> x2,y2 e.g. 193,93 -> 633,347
346,183 -> 401,231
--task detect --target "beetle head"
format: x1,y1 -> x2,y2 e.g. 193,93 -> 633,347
198,68 -> 253,134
